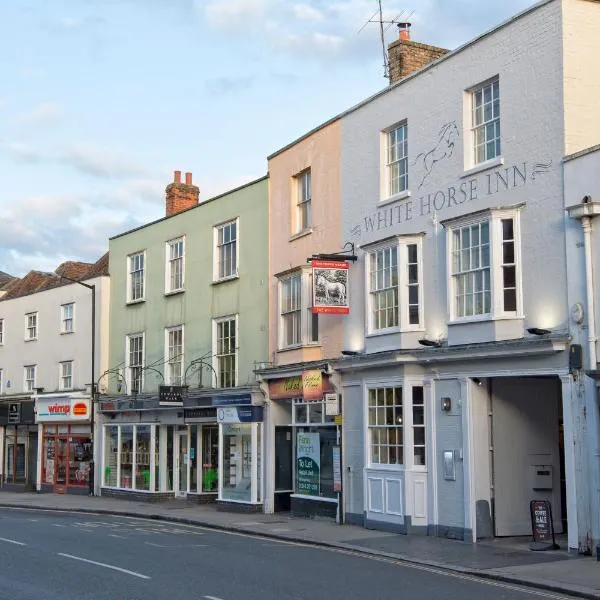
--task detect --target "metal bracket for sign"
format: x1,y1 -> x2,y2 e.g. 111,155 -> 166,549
307,242 -> 358,264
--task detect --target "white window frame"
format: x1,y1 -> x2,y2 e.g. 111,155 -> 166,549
381,122 -> 408,201
446,208 -> 522,323
24,365 -> 36,392
365,236 -> 424,335
278,269 -> 319,350
165,236 -> 185,293
471,77 -> 500,166
127,251 -> 146,303
294,169 -> 312,234
126,333 -> 145,394
25,312 -> 38,341
212,315 -> 239,389
165,325 -> 184,386
213,219 -> 239,282
0,318 -> 4,345
61,303 -> 75,333
59,361 -> 73,390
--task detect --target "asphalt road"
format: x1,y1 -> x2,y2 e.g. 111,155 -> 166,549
0,508 -> 579,600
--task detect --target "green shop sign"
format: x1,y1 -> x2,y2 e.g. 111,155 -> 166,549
296,432 -> 320,496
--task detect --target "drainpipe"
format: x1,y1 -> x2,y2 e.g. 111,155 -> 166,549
582,216 -> 597,368
567,197 -> 600,369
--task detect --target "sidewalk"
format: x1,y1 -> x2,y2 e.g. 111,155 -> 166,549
0,492 -> 597,599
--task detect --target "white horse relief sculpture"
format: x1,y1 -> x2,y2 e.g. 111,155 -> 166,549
413,121 -> 460,190
316,274 -> 346,305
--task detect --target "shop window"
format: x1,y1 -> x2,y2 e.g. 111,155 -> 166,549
294,427 -> 337,499
293,398 -> 335,425
119,425 -> 134,488
136,425 -> 152,491
103,426 -> 118,487
201,425 -> 218,493
222,424 -> 252,503
102,424 -> 156,491
4,427 -> 27,484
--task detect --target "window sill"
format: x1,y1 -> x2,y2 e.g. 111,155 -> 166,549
278,342 -> 322,353
24,338 -> 38,342
461,156 -> 504,179
448,313 -> 523,325
289,228 -> 313,242
379,190 -> 411,207
126,299 -> 146,306
366,327 -> 425,338
212,275 -> 239,286
60,331 -> 75,335
290,494 -> 338,503
165,289 -> 185,297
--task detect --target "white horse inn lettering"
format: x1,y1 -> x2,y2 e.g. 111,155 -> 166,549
354,161 -> 550,236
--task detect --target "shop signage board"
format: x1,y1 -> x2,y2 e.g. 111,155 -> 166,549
8,403 -> 20,424
302,370 -> 322,401
296,432 -> 320,496
530,500 -> 559,550
311,259 -> 350,315
212,394 -> 252,406
217,406 -> 264,423
184,407 -> 217,422
332,446 -> 342,492
36,397 -> 91,422
158,385 -> 186,406
269,377 -> 302,400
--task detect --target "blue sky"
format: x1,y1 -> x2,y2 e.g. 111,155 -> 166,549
0,0 -> 536,276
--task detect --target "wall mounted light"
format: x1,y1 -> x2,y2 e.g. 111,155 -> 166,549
527,327 -> 552,336
341,350 -> 361,356
472,377 -> 483,386
441,397 -> 452,411
419,338 -> 442,348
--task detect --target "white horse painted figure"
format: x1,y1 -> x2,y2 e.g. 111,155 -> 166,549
316,273 -> 347,306
413,121 -> 460,190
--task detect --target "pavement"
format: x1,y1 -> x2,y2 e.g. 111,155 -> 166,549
0,491 -> 598,599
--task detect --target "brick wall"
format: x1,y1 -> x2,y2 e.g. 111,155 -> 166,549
388,39 -> 448,84
165,170 -> 199,217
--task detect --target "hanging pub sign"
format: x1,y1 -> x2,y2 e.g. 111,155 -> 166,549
312,259 -> 350,315
302,370 -> 323,401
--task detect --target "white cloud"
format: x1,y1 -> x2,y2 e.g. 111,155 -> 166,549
17,102 -> 62,126
60,144 -> 148,179
203,0 -> 268,27
6,142 -> 45,163
290,3 -> 325,22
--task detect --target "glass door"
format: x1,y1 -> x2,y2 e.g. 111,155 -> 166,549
55,437 -> 68,492
201,425 -> 218,493
175,430 -> 189,497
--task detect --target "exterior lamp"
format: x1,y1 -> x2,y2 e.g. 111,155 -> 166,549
418,338 -> 441,348
441,397 -> 452,411
341,350 -> 361,356
527,327 -> 551,336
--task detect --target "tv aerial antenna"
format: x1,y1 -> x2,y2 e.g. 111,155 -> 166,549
358,2 -> 414,80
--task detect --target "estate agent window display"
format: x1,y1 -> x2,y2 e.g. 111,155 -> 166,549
292,397 -> 337,501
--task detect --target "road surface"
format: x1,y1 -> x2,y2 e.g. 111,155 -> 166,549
0,508 -> 578,600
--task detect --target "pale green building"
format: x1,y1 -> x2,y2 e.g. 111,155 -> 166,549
100,172 -> 268,507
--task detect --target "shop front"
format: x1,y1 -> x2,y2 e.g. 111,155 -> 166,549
262,365 -> 342,519
0,399 -> 37,491
217,400 -> 264,508
35,394 -> 92,494
99,394 -> 184,500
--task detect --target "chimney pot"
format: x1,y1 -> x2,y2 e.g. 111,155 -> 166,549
174,170 -> 181,183
398,22 -> 411,41
185,172 -> 192,185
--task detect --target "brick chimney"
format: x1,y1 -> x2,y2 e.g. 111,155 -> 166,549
388,23 -> 448,85
165,170 -> 200,217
